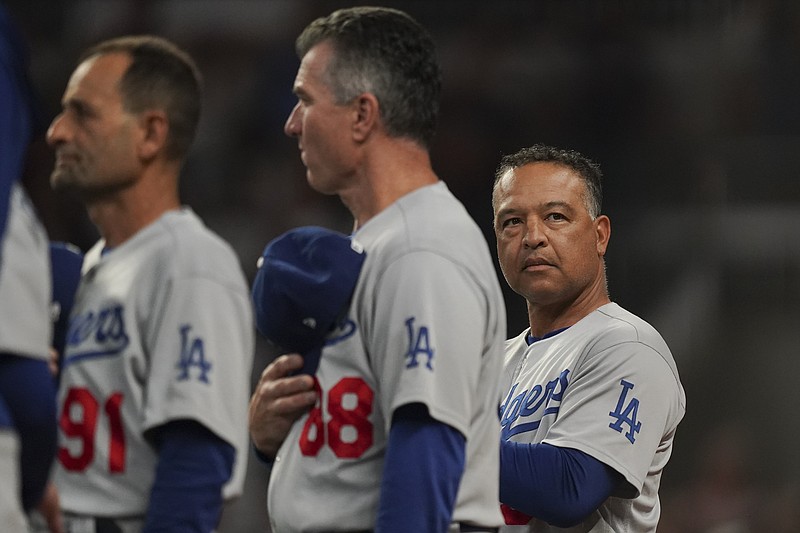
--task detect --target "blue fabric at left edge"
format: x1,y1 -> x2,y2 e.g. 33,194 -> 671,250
0,4 -> 40,252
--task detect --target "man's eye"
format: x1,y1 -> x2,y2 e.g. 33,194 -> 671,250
70,103 -> 92,120
502,217 -> 521,228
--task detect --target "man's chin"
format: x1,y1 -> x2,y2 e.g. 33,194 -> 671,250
50,175 -> 134,201
306,172 -> 337,196
50,172 -> 77,193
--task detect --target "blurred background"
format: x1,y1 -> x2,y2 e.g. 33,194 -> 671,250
7,0 -> 800,531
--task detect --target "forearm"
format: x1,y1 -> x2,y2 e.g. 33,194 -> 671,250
143,420 -> 234,533
376,403 -> 465,533
500,440 -> 620,528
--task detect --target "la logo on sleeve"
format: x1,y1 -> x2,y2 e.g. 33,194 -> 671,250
608,379 -> 641,444
404,316 -> 435,371
177,324 -> 212,383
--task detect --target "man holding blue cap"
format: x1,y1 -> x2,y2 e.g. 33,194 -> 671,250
248,6 -> 507,533
250,225 -> 366,377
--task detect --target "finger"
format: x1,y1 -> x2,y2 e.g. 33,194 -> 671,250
258,353 -> 305,381
250,375 -> 316,415
269,389 -> 318,416
48,347 -> 60,376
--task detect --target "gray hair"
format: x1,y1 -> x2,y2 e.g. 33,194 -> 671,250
295,6 -> 441,148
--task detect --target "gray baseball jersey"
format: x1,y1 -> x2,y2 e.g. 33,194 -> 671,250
268,182 -> 507,532
498,303 -> 686,532
54,208 -> 254,517
0,183 -> 50,360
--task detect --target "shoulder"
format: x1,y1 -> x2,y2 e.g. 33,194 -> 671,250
154,209 -> 247,285
585,303 -> 682,385
398,181 -> 483,245
592,303 -> 669,352
358,182 -> 495,276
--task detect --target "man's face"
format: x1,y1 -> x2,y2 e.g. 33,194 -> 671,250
284,40 -> 360,195
493,161 -> 610,308
47,52 -> 141,198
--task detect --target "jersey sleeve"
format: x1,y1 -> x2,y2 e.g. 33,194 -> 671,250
366,251 -> 486,437
541,341 -> 681,496
141,274 -> 253,451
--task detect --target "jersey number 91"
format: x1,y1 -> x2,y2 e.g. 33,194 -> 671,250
58,387 -> 126,473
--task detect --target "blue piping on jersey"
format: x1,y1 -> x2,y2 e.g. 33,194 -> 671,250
324,318 -> 356,345
62,349 -> 125,367
502,406 -> 562,440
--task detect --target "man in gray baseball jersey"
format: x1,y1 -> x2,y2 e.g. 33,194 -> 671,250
492,144 -> 686,532
248,6 -> 506,533
43,35 -> 254,532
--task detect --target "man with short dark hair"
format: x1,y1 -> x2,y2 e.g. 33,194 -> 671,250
43,35 -> 254,532
492,144 -> 686,532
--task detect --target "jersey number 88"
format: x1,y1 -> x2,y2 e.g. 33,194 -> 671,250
300,377 -> 374,458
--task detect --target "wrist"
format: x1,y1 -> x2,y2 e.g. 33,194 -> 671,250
252,443 -> 276,464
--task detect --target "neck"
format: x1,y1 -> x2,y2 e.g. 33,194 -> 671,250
86,167 -> 181,248
526,278 -> 611,338
342,137 -> 439,229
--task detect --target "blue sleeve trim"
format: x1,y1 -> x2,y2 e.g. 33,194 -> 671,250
0,354 -> 57,510
143,420 -> 235,533
500,441 -> 620,528
376,403 -> 465,533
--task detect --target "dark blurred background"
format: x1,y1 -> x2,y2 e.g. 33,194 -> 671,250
7,0 -> 800,531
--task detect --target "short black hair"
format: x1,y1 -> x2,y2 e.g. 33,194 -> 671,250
81,35 -> 202,161
494,144 -> 603,218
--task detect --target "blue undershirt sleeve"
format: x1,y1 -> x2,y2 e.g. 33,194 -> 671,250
375,403 -> 465,533
499,440 -> 621,528
0,354 -> 57,511
143,420 -> 235,533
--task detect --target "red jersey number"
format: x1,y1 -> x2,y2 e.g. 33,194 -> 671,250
58,387 -> 126,473
299,377 -> 374,458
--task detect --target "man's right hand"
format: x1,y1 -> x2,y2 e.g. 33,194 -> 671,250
248,354 -> 318,460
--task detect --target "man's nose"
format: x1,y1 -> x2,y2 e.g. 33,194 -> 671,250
284,103 -> 301,138
522,221 -> 546,249
46,113 -> 69,147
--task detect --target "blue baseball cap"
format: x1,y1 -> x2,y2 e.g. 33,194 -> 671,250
251,226 -> 366,375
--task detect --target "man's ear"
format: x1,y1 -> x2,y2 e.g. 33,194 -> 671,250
595,214 -> 611,257
352,92 -> 379,142
137,110 -> 169,160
